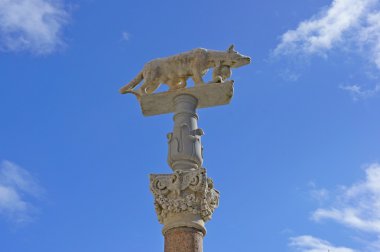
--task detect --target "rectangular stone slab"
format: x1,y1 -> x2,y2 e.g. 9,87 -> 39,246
140,81 -> 234,116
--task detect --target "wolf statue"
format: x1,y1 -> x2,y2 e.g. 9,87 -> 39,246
119,45 -> 251,96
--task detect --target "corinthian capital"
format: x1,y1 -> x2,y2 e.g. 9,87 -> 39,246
150,168 -> 219,235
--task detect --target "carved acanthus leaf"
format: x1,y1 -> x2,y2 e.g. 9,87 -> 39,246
150,169 -> 219,223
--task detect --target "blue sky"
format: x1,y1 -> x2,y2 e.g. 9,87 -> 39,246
1,0 -> 380,251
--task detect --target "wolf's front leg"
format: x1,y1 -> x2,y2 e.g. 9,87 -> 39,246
192,72 -> 206,86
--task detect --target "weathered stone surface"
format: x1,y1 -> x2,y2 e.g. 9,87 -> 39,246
119,45 -> 250,96
150,168 -> 219,236
140,81 -> 234,116
164,227 -> 203,252
167,94 -> 203,171
150,93 -> 219,237
119,46 -> 250,251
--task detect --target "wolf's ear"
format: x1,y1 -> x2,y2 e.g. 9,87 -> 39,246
227,44 -> 235,53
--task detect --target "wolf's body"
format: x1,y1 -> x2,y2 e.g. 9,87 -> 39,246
119,45 -> 250,96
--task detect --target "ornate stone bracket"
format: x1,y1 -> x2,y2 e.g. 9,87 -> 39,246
150,168 -> 219,235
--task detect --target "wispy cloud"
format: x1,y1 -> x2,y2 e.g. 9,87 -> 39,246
121,31 -> 130,41
340,84 -> 380,101
0,0 -> 69,54
290,163 -> 380,252
0,160 -> 44,223
308,181 -> 330,204
274,0 -> 377,58
290,235 -> 356,252
273,0 -> 380,97
312,163 -> 380,234
279,68 -> 300,82
358,12 -> 380,69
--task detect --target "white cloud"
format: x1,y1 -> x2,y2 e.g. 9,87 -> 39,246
274,0 -> 377,57
279,68 -> 300,82
289,163 -> 380,251
359,12 -> 380,69
312,163 -> 380,234
273,0 -> 380,68
309,181 -> 330,203
290,235 -> 356,252
0,160 -> 43,223
340,84 -> 380,100
0,0 -> 69,54
121,31 -> 130,41
273,0 -> 380,99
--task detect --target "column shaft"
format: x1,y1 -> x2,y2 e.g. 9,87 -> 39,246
164,227 -> 203,252
167,94 -> 203,171
150,94 -> 219,252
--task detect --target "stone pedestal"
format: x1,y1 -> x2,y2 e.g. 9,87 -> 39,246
167,94 -> 203,171
139,81 -> 234,116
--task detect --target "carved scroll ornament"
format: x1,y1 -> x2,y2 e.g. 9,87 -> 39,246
150,168 -> 219,224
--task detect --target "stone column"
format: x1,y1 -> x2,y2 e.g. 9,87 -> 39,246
164,227 -> 203,252
167,94 -> 204,172
118,45 -> 249,250
150,94 -> 219,252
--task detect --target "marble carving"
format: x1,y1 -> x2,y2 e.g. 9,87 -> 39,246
119,45 -> 250,97
150,168 -> 219,224
149,94 -> 221,235
121,45 -> 251,237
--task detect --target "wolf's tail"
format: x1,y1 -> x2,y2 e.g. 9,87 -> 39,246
119,71 -> 144,94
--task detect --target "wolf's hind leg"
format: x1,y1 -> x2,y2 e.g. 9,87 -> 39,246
143,81 -> 160,94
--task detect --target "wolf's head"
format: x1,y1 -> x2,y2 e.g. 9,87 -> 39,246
223,45 -> 251,68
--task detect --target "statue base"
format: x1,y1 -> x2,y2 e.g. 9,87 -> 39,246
139,81 -> 234,116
